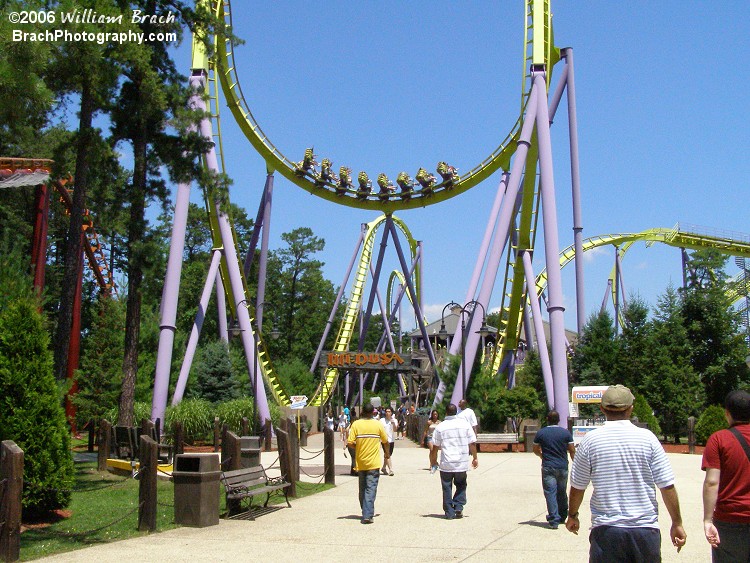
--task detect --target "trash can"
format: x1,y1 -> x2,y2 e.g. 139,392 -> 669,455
523,425 -> 539,453
173,453 -> 221,527
240,436 -> 261,468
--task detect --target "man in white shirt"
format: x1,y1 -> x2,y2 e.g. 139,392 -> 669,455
457,399 -> 478,435
566,385 -> 686,561
380,407 -> 397,476
430,403 -> 478,519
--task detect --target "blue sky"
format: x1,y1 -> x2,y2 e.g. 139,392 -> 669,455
173,1 -> 750,331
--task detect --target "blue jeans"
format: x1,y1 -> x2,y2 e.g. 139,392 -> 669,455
589,526 -> 661,562
541,466 -> 569,525
711,520 -> 750,563
358,469 -> 380,520
440,470 -> 467,518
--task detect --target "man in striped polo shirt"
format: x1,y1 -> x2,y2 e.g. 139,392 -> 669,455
565,385 -> 687,561
347,402 -> 389,524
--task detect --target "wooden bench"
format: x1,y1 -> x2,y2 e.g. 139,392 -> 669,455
220,465 -> 291,519
475,433 -> 520,452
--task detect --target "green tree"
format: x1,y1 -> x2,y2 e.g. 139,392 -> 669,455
0,298 -> 74,515
682,250 -> 750,404
187,339 -> 242,403
571,310 -> 619,386
72,295 -> 126,426
111,1 -> 214,425
492,385 -> 544,434
0,0 -> 54,153
631,394 -> 662,437
615,296 -> 651,392
642,286 -> 703,441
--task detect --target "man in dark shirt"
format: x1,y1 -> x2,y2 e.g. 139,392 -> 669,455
533,410 -> 575,529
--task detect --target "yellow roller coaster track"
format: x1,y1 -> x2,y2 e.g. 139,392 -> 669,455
209,1 -> 558,212
193,0 -> 556,404
490,226 -> 750,364
309,215 -> 420,407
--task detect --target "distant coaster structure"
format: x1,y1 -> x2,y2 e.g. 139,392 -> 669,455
152,0 -> 580,427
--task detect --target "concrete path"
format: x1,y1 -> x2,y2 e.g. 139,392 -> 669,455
41,433 -> 711,562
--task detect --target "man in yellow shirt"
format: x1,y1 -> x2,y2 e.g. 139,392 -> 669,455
348,402 -> 389,524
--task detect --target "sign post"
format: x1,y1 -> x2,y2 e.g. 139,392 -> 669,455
290,395 -> 308,442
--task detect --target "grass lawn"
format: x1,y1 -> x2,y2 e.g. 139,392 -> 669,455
20,458 -> 332,561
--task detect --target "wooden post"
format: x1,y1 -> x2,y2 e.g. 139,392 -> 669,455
97,419 -> 112,472
288,420 -> 300,483
138,435 -> 158,532
264,420 -> 272,452
687,416 -> 696,455
1,441 -> 23,563
141,418 -> 155,441
275,428 -> 296,498
241,417 -> 250,436
213,417 -> 220,452
173,421 -> 184,456
324,427 -> 335,486
222,430 -> 241,471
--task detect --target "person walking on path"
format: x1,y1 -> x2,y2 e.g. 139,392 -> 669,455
423,409 -> 440,470
565,385 -> 687,561
533,410 -> 575,529
429,403 -> 478,519
702,389 -> 750,562
457,399 -> 478,436
381,407 -> 397,476
347,402 -> 389,524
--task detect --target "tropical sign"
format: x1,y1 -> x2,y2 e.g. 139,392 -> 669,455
571,385 -> 609,404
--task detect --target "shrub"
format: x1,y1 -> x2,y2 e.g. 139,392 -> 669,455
632,395 -> 662,437
216,397 -> 255,434
165,398 -> 213,443
0,299 -> 74,515
695,404 -> 728,445
188,340 -> 242,403
104,401 -> 154,427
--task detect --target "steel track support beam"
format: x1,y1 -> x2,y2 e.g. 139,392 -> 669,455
171,249 -> 223,404
152,72 -> 204,427
533,72 -> 569,424
448,84 -> 540,406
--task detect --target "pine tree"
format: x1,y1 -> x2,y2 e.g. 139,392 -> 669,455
0,298 -> 74,515
72,295 -> 126,426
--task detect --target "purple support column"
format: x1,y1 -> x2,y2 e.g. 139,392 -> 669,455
172,249 -> 223,404
534,72 -> 569,424
216,271 -> 228,342
358,224 -> 390,344
256,173 -> 274,331
369,262 -> 396,351
437,173 -> 511,405
522,251 -> 554,408
448,84 -> 540,406
563,49 -> 586,335
387,220 -> 438,371
309,226 -> 366,372
197,105 -> 271,425
151,72 -> 203,427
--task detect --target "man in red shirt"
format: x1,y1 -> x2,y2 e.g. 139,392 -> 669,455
702,389 -> 750,562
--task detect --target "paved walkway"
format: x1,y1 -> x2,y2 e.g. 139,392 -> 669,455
42,433 -> 711,562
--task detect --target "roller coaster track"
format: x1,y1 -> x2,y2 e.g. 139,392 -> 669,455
53,178 -> 117,296
196,0 -> 556,404
496,226 -> 750,359
309,215 -> 419,407
210,1 -> 551,212
0,158 -> 116,296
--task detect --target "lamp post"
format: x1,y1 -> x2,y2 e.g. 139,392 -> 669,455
438,300 -> 490,401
